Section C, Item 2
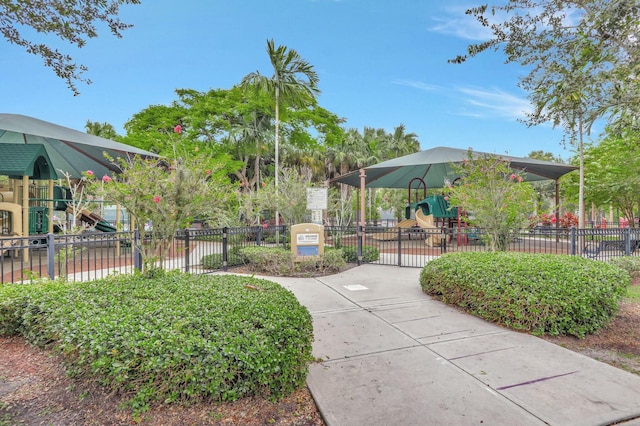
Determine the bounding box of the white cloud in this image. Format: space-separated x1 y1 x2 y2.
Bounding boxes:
392 79 441 91
429 6 492 41
456 86 532 121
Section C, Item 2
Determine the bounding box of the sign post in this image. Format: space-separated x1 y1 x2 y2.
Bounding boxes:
307 188 327 225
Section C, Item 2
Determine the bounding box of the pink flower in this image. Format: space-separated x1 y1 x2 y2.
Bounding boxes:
509 173 517 180
102 175 112 182
444 196 449 201
205 169 211 175
240 182 245 187
517 176 523 182
85 170 94 177
174 124 182 134
153 196 161 203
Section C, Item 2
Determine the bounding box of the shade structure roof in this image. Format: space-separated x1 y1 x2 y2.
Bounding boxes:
0 114 159 179
331 146 577 189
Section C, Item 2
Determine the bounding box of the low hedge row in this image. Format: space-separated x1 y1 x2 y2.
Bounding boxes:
237 246 346 276
201 244 378 273
338 245 380 263
0 273 313 413
420 252 630 337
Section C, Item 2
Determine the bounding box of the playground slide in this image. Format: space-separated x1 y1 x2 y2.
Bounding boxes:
67 207 117 232
371 218 417 241
415 209 441 247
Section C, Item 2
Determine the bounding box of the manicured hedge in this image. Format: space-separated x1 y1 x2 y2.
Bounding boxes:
340 244 380 263
608 256 640 279
0 273 313 413
238 246 346 276
420 252 630 337
200 245 247 269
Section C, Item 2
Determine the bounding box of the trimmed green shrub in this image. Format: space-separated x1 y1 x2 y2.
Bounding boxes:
420 252 630 337
239 246 346 276
320 247 346 273
340 244 380 263
608 256 640 279
200 246 246 269
240 247 296 276
0 273 313 413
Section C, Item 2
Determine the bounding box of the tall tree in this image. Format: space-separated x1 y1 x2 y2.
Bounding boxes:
85 120 120 140
452 0 640 134
241 39 320 225
382 124 420 159
451 0 635 227
583 129 640 225
2 0 140 94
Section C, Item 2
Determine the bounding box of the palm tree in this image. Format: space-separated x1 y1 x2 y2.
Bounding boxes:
241 39 320 225
383 124 420 159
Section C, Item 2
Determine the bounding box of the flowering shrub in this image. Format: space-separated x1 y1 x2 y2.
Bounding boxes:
86 131 235 273
559 211 578 228
447 150 536 251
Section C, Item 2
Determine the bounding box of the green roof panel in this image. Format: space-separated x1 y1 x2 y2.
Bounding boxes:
0 144 58 180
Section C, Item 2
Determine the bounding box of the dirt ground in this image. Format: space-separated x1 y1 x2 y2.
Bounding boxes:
0 274 638 426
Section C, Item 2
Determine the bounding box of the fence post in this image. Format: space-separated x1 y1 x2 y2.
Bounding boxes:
47 233 55 280
624 226 631 255
570 227 577 256
442 228 448 253
357 224 363 266
397 226 402 267
184 229 190 273
134 229 143 271
222 227 228 271
257 225 262 246
281 225 287 249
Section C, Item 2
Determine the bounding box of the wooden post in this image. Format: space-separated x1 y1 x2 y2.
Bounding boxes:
47 179 54 233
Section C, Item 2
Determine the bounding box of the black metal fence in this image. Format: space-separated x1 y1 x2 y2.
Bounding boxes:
2 224 639 284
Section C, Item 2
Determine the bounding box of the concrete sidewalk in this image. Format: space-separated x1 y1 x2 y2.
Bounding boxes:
270 264 640 426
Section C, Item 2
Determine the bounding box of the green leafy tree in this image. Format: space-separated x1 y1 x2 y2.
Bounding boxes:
253 167 314 225
241 39 320 225
2 0 140 94
448 150 536 251
85 120 120 140
452 0 639 125
122 104 189 154
583 129 640 225
452 1 639 227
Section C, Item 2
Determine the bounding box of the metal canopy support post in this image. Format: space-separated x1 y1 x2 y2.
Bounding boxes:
359 169 366 263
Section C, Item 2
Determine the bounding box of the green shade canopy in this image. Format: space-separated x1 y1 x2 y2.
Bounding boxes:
331 146 577 189
0 114 159 179
0 144 58 180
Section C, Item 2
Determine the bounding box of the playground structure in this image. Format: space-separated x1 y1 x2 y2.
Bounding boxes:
373 177 464 247
0 176 127 263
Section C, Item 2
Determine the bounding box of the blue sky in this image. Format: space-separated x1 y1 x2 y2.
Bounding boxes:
1 0 583 160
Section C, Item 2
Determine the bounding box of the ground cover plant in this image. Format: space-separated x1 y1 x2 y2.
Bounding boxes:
0 272 314 416
420 252 630 337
